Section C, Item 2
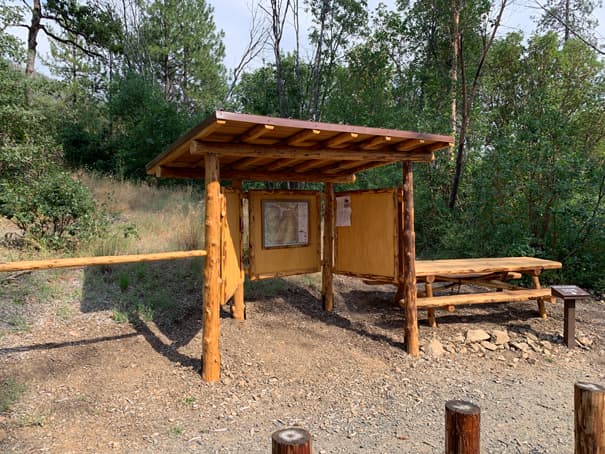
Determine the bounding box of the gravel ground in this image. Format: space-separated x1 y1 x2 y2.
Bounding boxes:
1 272 604 453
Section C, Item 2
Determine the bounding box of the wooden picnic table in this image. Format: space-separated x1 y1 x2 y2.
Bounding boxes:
414 257 562 327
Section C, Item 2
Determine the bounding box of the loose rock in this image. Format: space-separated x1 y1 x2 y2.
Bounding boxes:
481 341 498 352
466 329 490 343
510 342 531 353
492 330 510 345
424 338 445 358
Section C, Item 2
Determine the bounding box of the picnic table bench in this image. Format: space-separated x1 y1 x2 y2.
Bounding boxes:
415 257 563 327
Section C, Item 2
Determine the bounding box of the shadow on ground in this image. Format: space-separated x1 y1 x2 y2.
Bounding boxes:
80 258 207 372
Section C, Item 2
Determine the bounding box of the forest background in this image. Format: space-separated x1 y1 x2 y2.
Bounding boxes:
0 0 604 292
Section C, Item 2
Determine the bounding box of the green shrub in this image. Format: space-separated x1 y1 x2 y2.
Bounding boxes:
0 171 108 250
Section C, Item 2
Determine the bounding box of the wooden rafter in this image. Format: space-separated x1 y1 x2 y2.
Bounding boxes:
266 158 301 172
238 124 275 143
292 160 333 173
323 132 359 148
360 135 392 150
284 129 321 146
397 139 426 152
230 157 269 170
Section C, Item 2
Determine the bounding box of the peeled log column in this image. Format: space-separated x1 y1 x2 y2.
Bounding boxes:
575 382 605 454
272 428 311 454
322 182 335 312
230 179 246 321
445 400 481 454
402 161 419 356
202 153 221 382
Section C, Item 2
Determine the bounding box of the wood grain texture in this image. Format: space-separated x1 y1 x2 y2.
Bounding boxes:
322 182 335 312
271 428 311 454
575 382 605 454
417 288 552 308
248 191 321 279
334 190 398 280
445 400 481 454
416 257 562 277
0 250 207 272
402 162 419 357
202 153 221 382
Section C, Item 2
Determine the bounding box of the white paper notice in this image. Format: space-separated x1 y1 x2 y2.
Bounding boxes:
297 202 309 243
336 196 352 227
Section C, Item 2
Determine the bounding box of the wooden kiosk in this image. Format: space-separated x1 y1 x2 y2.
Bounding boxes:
146 111 452 381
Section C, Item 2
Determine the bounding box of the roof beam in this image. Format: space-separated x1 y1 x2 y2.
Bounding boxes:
238 124 275 143
284 129 321 146
323 132 359 148
221 168 355 184
190 141 438 162
155 165 356 184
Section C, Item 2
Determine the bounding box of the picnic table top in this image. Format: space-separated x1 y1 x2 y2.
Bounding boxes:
416 257 562 278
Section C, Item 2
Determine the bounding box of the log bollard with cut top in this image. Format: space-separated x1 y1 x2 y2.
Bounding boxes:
445 400 480 454
550 285 591 348
574 382 605 454
272 428 312 454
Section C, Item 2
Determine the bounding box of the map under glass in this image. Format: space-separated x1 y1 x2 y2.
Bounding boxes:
262 200 309 248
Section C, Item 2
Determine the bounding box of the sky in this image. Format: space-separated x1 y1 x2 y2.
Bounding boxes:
211 0 605 70
7 0 605 75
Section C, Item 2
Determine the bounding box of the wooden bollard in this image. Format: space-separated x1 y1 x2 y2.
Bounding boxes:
575 382 605 454
272 428 311 454
445 400 480 454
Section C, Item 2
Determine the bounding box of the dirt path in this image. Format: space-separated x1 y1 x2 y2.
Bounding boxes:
1 272 604 453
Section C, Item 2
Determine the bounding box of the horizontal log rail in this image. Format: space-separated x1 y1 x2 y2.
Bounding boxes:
0 250 207 273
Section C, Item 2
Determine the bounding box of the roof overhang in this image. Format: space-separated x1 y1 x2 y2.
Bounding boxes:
145 111 454 183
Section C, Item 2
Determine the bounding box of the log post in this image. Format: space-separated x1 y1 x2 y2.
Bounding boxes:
272 427 312 454
531 270 547 319
426 276 436 328
202 153 221 382
322 182 335 312
402 161 419 356
230 179 246 321
574 382 605 454
445 400 481 454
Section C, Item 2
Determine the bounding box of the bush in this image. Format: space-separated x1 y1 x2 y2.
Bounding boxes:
0 171 107 250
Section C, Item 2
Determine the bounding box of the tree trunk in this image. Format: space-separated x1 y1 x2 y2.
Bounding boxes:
309 0 329 121
449 0 460 159
25 0 42 78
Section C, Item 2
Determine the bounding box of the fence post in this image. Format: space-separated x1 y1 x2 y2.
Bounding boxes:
272 428 311 454
445 400 480 454
575 382 605 454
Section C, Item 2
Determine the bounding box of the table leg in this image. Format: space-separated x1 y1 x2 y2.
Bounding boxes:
531 271 547 319
564 299 576 348
426 278 436 328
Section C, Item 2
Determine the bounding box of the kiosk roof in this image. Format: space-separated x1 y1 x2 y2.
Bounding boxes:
146 111 453 183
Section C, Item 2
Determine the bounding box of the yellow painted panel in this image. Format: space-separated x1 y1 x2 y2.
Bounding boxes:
222 189 242 302
248 190 321 279
334 189 398 280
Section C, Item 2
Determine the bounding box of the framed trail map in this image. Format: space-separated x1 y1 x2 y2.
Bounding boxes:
261 200 310 248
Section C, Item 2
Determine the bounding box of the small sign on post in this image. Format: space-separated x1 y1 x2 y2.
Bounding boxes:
551 285 591 348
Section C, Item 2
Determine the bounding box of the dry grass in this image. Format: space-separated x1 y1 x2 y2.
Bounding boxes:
79 173 205 255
